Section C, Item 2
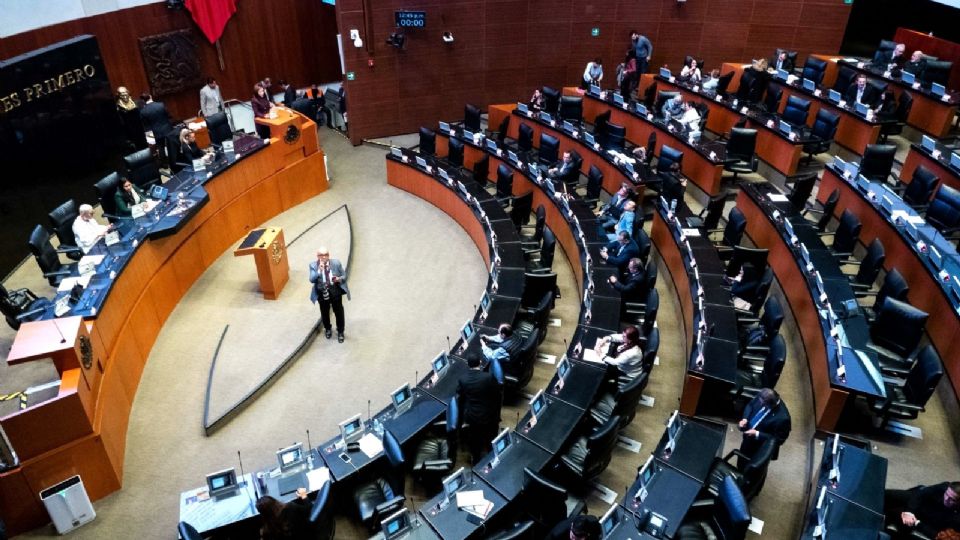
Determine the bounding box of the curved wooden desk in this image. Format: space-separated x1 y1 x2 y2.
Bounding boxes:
0 112 327 535
901 143 960 194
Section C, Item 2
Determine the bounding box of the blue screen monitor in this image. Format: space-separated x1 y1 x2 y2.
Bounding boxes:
613 93 625 105
803 78 816 91
856 174 870 192
563 120 575 133
659 67 672 79
439 121 450 133
950 153 960 170
590 84 602 96
636 103 648 116
490 428 512 467
832 155 846 171
391 147 403 159
441 467 466 504
638 454 656 491
206 468 238 497
432 351 449 378
844 161 860 179
600 504 621 538
880 194 895 214
530 390 546 419
462 129 475 141
276 443 304 471
902 71 915 84
517 102 529 114
557 357 571 381
778 120 792 135
583 131 595 146
540 112 553 124
776 68 790 81
508 150 519 164
391 383 413 413
486 139 497 152
624 161 635 174
339 414 364 444
381 508 412 540
921 135 937 152
932 83 946 97
415 156 427 169
828 89 842 103
855 102 869 116
460 320 474 344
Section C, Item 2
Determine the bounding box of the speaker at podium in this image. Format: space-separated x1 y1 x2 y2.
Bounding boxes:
234 227 290 300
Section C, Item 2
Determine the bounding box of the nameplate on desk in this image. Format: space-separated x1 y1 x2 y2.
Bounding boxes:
104 230 120 246
130 204 146 219
54 296 71 316
222 140 234 152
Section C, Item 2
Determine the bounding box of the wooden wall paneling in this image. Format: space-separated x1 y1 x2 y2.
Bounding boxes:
21 432 120 503
110 330 145 406
0 387 91 460
0 469 47 536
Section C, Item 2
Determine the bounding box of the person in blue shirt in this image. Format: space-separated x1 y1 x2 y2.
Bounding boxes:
479 323 520 365
631 31 653 74
607 200 636 242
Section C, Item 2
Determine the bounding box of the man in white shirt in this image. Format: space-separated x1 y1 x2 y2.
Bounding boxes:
72 204 112 254
678 101 701 130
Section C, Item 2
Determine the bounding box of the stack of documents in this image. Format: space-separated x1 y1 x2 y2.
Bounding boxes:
456 490 494 519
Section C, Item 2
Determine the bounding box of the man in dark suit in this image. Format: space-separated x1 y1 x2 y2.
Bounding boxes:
308 247 350 342
885 482 960 539
457 354 502 463
547 150 577 183
601 231 641 272
280 80 297 107
902 50 927 80
844 74 879 107
598 182 634 230
771 50 794 73
738 388 791 461
608 257 647 304
875 43 906 68
139 93 173 160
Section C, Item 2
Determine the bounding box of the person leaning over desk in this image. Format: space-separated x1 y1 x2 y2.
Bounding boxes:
179 128 213 163
885 481 960 539
256 491 312 540
114 178 151 218
593 325 644 380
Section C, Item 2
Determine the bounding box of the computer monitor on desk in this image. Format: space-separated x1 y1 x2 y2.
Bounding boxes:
540 112 553 124
778 120 792 136
600 504 623 538
932 83 946 97
439 121 450 134
391 384 414 415
950 152 960 171
636 102 648 116
490 428 512 468
664 410 681 455
460 321 475 349
634 455 656 503
776 68 790 81
590 84 602 97
854 102 869 116
206 468 239 499
431 351 450 381
813 485 829 538
381 508 414 540
391 147 403 159
825 433 842 483
440 467 466 509
530 390 546 420
415 156 427 169
486 139 497 153
828 89 842 104
277 443 304 472
659 67 672 79
921 135 937 153
583 131 595 146
613 93 625 106
339 414 364 446
803 78 816 91
517 102 529 115
902 71 916 85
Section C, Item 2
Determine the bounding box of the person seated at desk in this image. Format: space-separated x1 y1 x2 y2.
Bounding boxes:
885 482 960 539
903 50 927 80
601 231 641 272
179 128 213 163
771 50 794 73
875 90 898 122
680 59 702 84
844 74 880 108
252 83 275 139
662 93 684 119
608 200 637 240
547 514 602 540
547 150 577 182
480 323 521 365
702 69 720 92
677 101 701 131
256 493 312 540
659 162 688 209
457 353 502 463
72 204 113 254
737 388 791 462
876 43 907 69
529 88 544 112
114 178 151 218
598 183 634 228
583 57 604 89
594 325 644 379
608 258 646 304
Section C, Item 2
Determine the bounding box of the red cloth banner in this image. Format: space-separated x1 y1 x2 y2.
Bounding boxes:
185 0 239 44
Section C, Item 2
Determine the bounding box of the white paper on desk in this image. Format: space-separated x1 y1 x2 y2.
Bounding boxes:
306 467 330 491
890 209 909 222
456 490 486 508
358 433 383 458
768 194 789 202
58 274 92 292
582 339 605 364
681 228 701 237
906 215 925 225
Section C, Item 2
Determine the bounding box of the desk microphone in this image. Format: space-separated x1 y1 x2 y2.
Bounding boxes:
367 399 371 424
306 429 312 451
446 335 451 351
708 322 716 337
51 317 67 344
238 449 256 503
563 338 568 355
415 370 418 385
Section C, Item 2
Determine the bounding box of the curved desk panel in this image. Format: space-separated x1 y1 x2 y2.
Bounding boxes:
1 115 327 535
901 143 960 194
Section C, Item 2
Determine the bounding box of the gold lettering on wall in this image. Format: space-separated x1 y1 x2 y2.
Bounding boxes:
0 64 96 115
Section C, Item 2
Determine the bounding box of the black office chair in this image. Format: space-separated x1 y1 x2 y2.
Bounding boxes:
869 297 928 376
123 148 161 189
581 165 603 208
527 228 556 273
539 133 560 165
47 199 82 260
623 264 658 314
643 81 658 108
520 204 545 247
27 224 79 286
418 127 436 156
0 284 52 330
635 228 652 267
710 207 747 259
734 267 774 322
679 477 751 540
859 143 897 183
734 70 759 104
657 144 684 176
656 91 680 116
521 272 558 311
177 521 203 540
309 480 336 540
510 191 534 230
734 334 786 400
741 296 784 356
723 128 759 180
843 238 885 294
556 415 621 482
716 71 735 97
925 184 960 240
543 86 561 113
94 172 122 223
464 103 482 132
517 291 553 343
517 123 535 155
627 288 659 335
165 131 189 174
493 164 515 207
922 60 952 87
878 91 913 143
486 521 537 540
559 96 583 124
803 188 840 232
638 327 660 373
412 398 459 486
860 268 910 324
503 328 539 392
819 208 861 258
206 112 232 147
781 95 811 127
352 429 406 529
762 83 783 113
593 110 611 147
491 115 510 144
787 173 818 212
897 165 939 209
832 66 857 94
872 39 898 64
605 122 626 152
643 131 657 167
801 56 828 86
702 437 777 503
588 369 649 428
802 109 840 163
473 153 490 184
869 345 943 428
445 137 464 168
518 467 584 536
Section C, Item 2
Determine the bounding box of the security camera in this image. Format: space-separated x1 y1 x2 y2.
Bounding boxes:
386 33 406 49
442 31 454 43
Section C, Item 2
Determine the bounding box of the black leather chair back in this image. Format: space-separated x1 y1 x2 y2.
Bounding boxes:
507 328 539 389
522 272 557 308
539 133 560 164
805 109 840 157
543 86 560 113
487 520 536 540
605 122 626 151
540 228 556 268
510 191 534 229
309 480 336 539
447 137 464 167
657 144 684 174
875 268 909 311
788 173 817 211
48 199 79 250
520 467 567 531
465 103 482 132
801 57 828 85
903 345 943 407
28 225 65 285
903 165 939 207
833 66 857 93
832 209 862 254
612 369 649 420
206 112 232 146
816 189 840 231
641 289 659 335
496 164 514 199
922 60 952 86
419 127 436 156
760 296 784 339
859 144 897 181
716 71 735 96
740 437 776 501
736 70 759 102
496 115 510 144
926 184 960 232
895 91 913 122
872 39 897 64
701 194 727 230
763 83 782 112
854 238 885 287
586 166 603 200
871 297 928 358
640 328 659 371
727 128 757 161
723 207 747 248
782 95 810 126
124 148 160 189
582 415 621 478
635 229 652 264
646 132 657 165
518 123 534 152
559 96 583 123
95 172 121 222
177 521 203 540
474 153 490 183
714 476 751 540
762 334 787 389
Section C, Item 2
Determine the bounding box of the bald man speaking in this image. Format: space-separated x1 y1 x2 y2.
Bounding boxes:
308 247 349 342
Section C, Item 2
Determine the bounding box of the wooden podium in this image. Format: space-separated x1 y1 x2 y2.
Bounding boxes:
234 227 289 299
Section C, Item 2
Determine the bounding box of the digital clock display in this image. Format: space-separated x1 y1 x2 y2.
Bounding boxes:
395 11 425 28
